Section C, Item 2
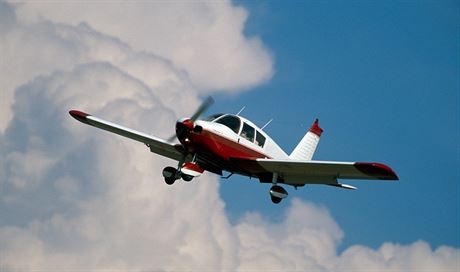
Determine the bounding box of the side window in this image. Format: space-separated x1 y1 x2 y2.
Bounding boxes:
255 131 266 147
240 123 255 142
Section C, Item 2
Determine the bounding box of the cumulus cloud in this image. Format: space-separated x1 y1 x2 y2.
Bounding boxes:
0 6 195 132
0 1 459 271
0 13 236 268
11 0 274 92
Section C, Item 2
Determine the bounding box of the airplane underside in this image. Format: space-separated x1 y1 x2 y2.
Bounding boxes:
159 149 290 204
160 162 289 204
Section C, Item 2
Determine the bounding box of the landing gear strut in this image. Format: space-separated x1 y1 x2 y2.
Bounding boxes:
268 173 288 204
269 173 288 204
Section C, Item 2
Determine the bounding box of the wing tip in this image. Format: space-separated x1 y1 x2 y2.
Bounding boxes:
69 110 90 123
355 162 399 180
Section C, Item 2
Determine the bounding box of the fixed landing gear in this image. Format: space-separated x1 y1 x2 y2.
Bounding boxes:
162 166 179 185
162 155 204 185
162 166 196 185
269 185 288 204
268 173 288 204
181 174 194 182
271 195 282 204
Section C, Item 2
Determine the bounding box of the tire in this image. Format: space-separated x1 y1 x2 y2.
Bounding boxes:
271 196 282 204
164 177 176 185
182 174 194 182
162 166 177 178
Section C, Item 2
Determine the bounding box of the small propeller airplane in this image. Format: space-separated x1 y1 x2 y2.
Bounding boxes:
69 97 398 204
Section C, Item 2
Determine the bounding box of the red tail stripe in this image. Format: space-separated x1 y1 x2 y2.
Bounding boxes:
309 119 324 137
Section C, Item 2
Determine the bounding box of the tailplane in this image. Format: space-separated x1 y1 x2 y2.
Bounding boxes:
289 119 323 161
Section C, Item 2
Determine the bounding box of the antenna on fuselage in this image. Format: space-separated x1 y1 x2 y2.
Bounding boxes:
236 106 246 116
261 118 273 130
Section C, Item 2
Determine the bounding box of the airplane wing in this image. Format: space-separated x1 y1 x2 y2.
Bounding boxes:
230 158 398 187
69 110 184 161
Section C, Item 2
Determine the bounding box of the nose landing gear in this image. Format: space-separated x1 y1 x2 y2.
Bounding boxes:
162 160 203 185
181 174 194 182
162 166 180 185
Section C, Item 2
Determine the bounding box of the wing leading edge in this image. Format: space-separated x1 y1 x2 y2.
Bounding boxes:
69 110 183 161
230 158 398 186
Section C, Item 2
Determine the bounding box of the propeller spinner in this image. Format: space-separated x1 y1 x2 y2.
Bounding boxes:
168 96 214 143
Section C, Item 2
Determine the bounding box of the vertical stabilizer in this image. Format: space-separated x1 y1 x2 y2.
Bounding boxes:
289 119 323 161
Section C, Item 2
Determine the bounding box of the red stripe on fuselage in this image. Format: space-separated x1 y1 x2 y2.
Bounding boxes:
188 129 270 163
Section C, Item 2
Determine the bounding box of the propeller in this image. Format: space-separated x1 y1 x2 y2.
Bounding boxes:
167 96 214 142
190 96 214 123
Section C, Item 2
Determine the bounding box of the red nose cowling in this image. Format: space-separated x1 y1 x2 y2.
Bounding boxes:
175 119 194 142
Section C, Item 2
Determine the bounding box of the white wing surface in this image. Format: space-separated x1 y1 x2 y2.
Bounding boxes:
69 110 183 161
230 158 398 186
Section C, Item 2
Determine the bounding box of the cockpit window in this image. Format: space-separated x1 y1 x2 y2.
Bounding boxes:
206 113 224 121
215 115 241 134
240 122 255 142
255 131 266 147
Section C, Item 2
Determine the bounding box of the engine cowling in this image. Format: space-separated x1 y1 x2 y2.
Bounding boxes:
175 118 194 142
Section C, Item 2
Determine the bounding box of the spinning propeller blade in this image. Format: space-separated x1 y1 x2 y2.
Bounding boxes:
190 96 214 122
167 96 214 142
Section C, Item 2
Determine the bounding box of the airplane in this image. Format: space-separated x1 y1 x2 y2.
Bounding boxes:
69 97 398 204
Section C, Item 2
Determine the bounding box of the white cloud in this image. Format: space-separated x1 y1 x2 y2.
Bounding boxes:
0 1 458 271
11 0 274 93
0 16 190 132
5 149 56 189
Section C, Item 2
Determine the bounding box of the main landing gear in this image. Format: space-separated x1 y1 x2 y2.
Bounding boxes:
269 185 288 204
269 172 289 204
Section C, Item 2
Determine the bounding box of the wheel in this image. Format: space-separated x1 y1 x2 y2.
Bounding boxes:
269 185 288 204
271 195 282 204
163 166 178 185
164 177 176 185
181 174 194 182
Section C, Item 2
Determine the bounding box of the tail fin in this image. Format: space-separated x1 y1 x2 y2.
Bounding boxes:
289 119 323 161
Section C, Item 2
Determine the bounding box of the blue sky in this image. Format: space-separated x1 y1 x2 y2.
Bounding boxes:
1 0 458 270
217 0 459 249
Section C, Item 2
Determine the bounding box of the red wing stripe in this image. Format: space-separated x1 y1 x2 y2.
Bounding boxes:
354 162 399 180
69 110 90 123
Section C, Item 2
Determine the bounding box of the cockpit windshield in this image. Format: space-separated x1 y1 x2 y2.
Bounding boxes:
214 115 241 134
206 113 224 121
